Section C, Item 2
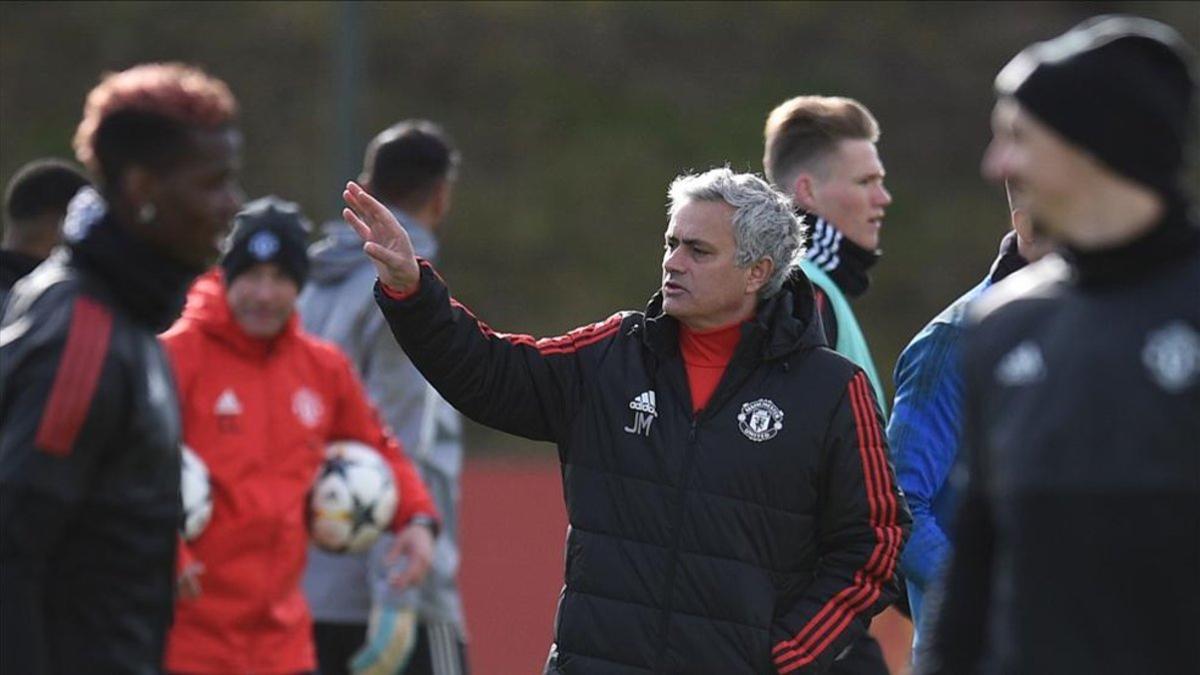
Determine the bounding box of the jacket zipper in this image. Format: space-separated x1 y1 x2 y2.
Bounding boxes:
651 356 763 670
654 417 699 671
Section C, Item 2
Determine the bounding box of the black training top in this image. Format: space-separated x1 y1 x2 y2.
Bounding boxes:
0 199 196 675
919 206 1200 675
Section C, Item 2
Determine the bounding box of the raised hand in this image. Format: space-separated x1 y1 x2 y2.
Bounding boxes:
343 181 421 292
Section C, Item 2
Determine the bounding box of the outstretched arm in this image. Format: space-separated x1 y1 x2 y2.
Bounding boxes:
344 182 624 444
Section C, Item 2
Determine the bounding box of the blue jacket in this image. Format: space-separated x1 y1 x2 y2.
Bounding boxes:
887 233 1025 640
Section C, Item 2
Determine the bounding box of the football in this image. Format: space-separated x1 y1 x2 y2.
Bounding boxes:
309 440 399 553
180 444 213 541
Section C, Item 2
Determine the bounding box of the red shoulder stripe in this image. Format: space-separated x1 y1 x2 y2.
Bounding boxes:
449 296 622 357
772 372 903 672
534 315 623 355
34 297 114 456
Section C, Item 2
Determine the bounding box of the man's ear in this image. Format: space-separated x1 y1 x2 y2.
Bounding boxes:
429 179 452 226
746 257 775 296
1011 207 1034 244
792 173 819 212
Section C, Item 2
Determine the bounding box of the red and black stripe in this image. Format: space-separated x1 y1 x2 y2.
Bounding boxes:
771 371 903 673
382 258 623 357
34 296 114 456
449 296 623 357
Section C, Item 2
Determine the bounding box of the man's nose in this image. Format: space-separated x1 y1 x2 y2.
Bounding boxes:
982 138 1010 183
876 183 893 207
663 248 685 274
250 282 277 302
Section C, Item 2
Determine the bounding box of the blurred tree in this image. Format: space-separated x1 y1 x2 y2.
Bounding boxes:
3 1 1195 453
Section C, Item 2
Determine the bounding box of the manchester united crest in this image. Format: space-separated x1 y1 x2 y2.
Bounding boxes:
1142 321 1200 393
737 398 784 442
292 387 324 428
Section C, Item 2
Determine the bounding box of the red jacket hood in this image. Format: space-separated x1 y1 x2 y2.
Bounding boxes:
175 268 299 360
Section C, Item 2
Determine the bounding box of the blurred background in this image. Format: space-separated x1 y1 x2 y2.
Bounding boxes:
3 2 1196 672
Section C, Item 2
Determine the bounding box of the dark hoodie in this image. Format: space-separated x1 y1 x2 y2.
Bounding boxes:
375 260 910 674
0 249 45 308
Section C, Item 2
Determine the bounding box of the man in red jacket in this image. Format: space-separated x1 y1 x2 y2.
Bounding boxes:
161 196 438 675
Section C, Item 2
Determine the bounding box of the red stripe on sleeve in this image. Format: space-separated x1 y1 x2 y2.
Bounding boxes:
533 315 623 355
448 296 622 357
775 375 899 667
34 297 114 456
771 372 903 672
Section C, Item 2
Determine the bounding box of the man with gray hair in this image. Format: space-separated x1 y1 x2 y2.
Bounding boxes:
344 167 909 674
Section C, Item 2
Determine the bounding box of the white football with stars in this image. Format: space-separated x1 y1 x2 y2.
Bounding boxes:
309 440 398 553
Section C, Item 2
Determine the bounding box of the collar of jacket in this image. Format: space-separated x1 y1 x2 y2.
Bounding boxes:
640 266 825 364
798 210 880 299
65 188 200 331
178 268 299 359
1063 196 1199 289
0 249 43 285
987 230 1029 286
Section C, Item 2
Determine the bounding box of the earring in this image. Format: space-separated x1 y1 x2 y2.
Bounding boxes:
138 203 157 224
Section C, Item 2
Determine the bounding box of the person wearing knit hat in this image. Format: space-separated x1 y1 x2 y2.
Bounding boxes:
917 16 1199 675
986 14 1195 249
217 195 312 337
160 194 440 674
222 195 311 289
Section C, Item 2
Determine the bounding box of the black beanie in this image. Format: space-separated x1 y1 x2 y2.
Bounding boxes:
996 15 1196 198
221 196 311 288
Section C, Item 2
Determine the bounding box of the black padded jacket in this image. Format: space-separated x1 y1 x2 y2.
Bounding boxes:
0 204 196 675
377 261 909 674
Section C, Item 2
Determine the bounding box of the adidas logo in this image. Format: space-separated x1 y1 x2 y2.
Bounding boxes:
629 390 657 417
995 341 1045 386
214 388 243 416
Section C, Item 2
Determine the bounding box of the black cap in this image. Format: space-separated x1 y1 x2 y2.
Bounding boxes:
996 15 1196 198
221 196 311 288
